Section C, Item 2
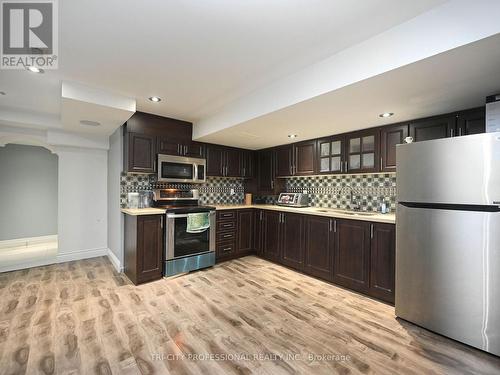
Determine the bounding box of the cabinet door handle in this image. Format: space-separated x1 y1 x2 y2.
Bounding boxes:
334 219 337 233
344 161 348 172
380 157 383 169
223 234 232 238
160 215 163 228
450 128 455 137
329 219 332 232
459 128 463 136
370 224 374 239
184 145 188 155
271 180 274 189
260 211 263 221
222 247 232 252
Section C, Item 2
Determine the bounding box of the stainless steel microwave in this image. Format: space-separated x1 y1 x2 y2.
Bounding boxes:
157 154 206 183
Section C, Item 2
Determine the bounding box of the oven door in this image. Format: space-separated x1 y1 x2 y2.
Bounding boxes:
166 211 215 260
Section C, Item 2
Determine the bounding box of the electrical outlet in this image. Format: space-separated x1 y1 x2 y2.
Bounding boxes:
230 188 235 195
303 190 308 194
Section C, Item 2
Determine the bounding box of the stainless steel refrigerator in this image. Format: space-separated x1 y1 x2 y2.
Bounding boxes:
396 132 500 356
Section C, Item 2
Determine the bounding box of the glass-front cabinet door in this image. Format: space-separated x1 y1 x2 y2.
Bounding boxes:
346 130 379 173
317 136 345 174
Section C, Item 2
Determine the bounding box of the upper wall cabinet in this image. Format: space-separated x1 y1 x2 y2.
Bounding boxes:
456 107 485 136
206 144 253 177
275 140 317 177
317 135 345 174
157 137 205 158
409 115 455 142
380 123 409 172
123 111 193 173
345 129 380 173
124 132 156 173
257 149 276 192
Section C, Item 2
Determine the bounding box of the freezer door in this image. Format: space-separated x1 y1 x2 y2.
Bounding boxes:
396 204 500 356
396 132 500 205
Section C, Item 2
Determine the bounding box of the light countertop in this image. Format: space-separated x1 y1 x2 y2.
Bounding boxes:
214 204 396 224
121 205 395 223
121 207 166 216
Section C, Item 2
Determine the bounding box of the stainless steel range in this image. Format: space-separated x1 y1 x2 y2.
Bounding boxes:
153 188 215 277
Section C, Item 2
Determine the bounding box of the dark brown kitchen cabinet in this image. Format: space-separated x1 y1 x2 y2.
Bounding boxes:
157 136 181 156
237 209 254 253
240 151 255 178
157 138 203 158
206 145 225 176
280 213 305 271
125 132 156 173
275 141 316 177
183 142 205 158
257 149 276 193
294 140 317 175
409 115 455 142
275 145 294 177
346 129 380 173
206 145 242 177
456 107 485 136
369 223 395 303
333 219 371 293
261 210 282 262
317 135 345 174
380 123 409 172
216 210 237 260
225 148 241 177
124 214 163 285
304 215 334 281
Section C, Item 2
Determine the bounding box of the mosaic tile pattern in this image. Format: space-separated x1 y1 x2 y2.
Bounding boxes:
121 172 397 212
285 173 397 212
120 173 245 207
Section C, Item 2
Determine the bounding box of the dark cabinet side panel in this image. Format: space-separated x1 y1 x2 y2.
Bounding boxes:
369 223 395 303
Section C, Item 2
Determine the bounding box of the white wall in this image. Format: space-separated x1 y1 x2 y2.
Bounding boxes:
56 146 108 262
107 127 124 270
0 144 58 240
0 125 110 266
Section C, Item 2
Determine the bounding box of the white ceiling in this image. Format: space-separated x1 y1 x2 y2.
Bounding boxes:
198 33 500 149
0 0 445 131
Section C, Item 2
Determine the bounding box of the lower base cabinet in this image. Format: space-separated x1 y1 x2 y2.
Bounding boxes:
280 213 305 271
216 209 255 261
304 216 334 281
369 222 396 303
124 214 163 285
333 219 371 293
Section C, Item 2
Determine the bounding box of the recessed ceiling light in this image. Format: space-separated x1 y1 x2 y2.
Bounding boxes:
379 112 394 118
288 134 298 139
148 96 162 102
27 66 44 74
0 91 6 96
80 120 101 127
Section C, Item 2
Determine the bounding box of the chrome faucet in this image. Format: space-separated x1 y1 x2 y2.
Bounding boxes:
344 185 360 211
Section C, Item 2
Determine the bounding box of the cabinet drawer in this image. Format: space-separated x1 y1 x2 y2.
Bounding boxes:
217 240 236 256
217 210 236 221
217 220 236 232
217 231 236 242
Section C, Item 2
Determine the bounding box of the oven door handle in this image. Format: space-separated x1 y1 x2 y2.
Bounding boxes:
167 211 216 219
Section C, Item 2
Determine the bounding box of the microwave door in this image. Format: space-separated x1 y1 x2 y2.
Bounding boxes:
160 160 194 182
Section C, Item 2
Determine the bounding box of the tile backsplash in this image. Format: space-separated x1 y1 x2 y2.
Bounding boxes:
121 172 397 212
284 173 397 212
120 173 244 207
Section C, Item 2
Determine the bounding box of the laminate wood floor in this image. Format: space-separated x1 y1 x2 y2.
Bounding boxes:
0 256 499 375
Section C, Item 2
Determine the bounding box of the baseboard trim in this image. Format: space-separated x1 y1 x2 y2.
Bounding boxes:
0 234 58 250
106 248 122 272
56 247 108 263
0 246 108 273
